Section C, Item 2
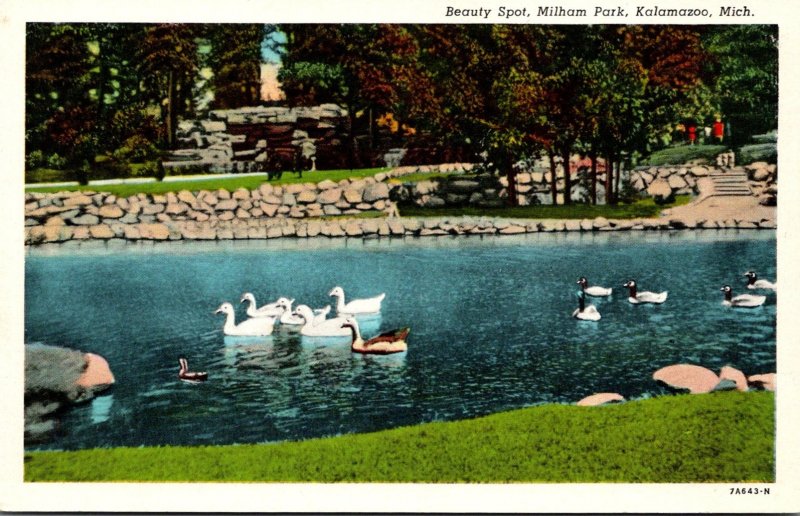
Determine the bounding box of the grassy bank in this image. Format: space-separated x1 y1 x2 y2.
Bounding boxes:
25 390 773 483
399 195 692 220
25 168 388 197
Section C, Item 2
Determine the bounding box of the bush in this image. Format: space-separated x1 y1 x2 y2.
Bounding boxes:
112 135 160 163
26 150 46 170
641 144 728 166
46 153 68 170
737 143 777 165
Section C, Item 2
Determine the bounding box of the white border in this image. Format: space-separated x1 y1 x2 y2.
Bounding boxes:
2 0 798 512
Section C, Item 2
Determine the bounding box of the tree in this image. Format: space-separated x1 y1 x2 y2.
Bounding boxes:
702 25 778 142
208 24 265 109
137 24 199 149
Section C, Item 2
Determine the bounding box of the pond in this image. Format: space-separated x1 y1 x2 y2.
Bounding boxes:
25 230 776 451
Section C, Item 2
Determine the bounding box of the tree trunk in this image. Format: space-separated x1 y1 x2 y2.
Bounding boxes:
605 154 614 205
562 147 571 205
590 151 598 205
615 159 622 201
167 68 176 149
504 155 518 207
548 150 558 205
347 108 357 171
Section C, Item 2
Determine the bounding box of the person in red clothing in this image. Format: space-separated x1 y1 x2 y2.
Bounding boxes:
688 124 697 145
713 117 724 142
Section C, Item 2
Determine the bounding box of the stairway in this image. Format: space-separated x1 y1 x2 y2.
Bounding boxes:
708 170 752 197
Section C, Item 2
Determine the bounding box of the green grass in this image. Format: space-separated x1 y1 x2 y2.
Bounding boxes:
641 144 728 166
25 391 773 483
25 167 389 197
399 195 692 220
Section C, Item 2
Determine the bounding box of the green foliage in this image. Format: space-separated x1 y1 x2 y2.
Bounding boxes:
400 195 692 219
640 144 727 166
737 143 777 165
24 391 774 483
207 24 265 109
112 135 160 163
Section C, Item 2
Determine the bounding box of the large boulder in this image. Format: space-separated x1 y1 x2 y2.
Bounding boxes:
653 364 720 394
577 393 625 407
25 344 115 443
748 373 776 391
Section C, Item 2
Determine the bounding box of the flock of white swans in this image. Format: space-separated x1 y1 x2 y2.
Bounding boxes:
179 271 775 381
572 270 776 321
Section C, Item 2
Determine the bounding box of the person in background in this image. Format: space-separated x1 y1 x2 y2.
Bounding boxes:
688 124 697 145
713 117 725 143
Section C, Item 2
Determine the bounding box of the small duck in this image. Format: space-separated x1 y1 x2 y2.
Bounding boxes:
341 317 409 355
623 280 668 304
577 277 612 297
215 302 276 336
329 286 385 315
240 293 288 318
744 271 777 292
721 285 766 308
572 292 601 321
178 358 208 383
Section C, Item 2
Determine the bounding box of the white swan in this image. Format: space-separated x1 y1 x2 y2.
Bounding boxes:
240 293 289 318
721 285 766 308
572 293 601 321
577 277 612 297
293 304 352 337
329 286 385 315
623 280 668 304
744 271 777 292
276 298 331 326
215 302 275 336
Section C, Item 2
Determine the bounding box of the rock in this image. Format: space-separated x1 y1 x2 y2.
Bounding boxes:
447 180 481 194
577 393 625 407
317 179 337 190
297 190 317 204
344 221 363 236
165 202 188 215
388 219 406 235
363 182 390 202
499 225 526 235
748 373 776 391
76 353 115 390
215 199 238 211
142 203 165 215
713 379 739 392
70 214 100 226
98 205 124 219
88 224 114 239
138 223 171 240
667 174 687 189
343 188 363 204
653 364 720 394
592 216 610 229
63 194 94 207
318 188 342 204
647 179 672 198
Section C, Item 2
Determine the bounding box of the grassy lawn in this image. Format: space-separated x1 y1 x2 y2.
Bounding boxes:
25 168 389 197
399 195 693 220
25 390 773 483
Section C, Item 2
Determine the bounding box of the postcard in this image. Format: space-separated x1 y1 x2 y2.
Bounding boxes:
2 0 799 512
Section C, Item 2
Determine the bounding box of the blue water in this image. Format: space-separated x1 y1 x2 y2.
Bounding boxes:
25 230 776 451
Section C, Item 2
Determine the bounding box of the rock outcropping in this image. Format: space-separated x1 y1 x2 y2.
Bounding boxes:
25 344 115 443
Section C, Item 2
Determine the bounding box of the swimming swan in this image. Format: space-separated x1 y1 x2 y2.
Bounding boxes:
329 286 385 315
277 298 330 326
721 285 766 308
215 302 275 336
744 271 777 292
623 280 668 304
577 277 612 297
341 317 409 354
293 304 351 337
240 293 289 318
572 292 601 321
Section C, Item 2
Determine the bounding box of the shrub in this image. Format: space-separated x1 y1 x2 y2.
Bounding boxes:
737 143 777 165
112 135 160 163
26 150 46 170
46 153 68 170
641 144 728 166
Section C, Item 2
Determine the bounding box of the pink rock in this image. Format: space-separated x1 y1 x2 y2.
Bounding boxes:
653 364 719 394
719 366 749 392
577 393 625 407
75 353 115 389
748 373 776 392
